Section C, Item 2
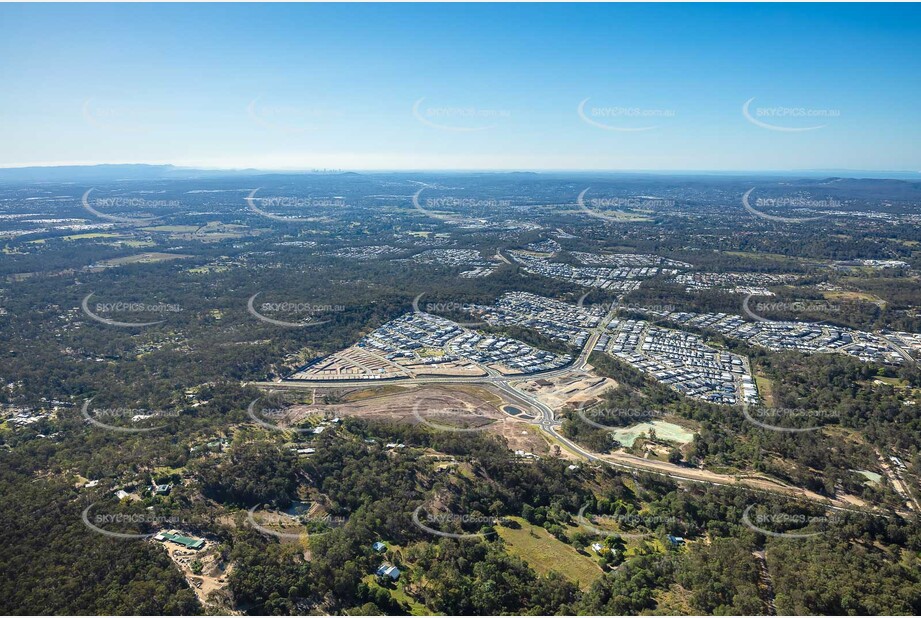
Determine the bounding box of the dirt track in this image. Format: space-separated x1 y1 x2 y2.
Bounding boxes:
599 450 866 510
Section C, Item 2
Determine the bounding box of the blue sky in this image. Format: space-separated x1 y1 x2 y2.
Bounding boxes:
1 3 919 171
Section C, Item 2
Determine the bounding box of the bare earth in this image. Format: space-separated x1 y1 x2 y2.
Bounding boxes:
514 364 617 410
284 384 551 455
156 536 235 612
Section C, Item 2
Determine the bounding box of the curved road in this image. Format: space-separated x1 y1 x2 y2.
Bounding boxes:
249 302 893 516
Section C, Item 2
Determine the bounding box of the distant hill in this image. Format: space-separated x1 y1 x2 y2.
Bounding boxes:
0 163 917 186
0 164 269 183
793 177 921 199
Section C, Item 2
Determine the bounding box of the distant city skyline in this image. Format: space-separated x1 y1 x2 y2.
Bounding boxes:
2 3 920 171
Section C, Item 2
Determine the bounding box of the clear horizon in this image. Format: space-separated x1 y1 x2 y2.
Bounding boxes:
2 3 920 171
2 163 919 178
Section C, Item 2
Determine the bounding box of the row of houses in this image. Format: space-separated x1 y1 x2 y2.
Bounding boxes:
606 319 755 405
645 309 908 366
471 291 602 347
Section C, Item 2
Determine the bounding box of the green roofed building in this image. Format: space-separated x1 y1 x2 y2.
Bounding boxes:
154 531 205 550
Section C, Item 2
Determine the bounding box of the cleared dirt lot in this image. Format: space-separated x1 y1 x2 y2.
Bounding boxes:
514 364 617 410
281 384 550 455
290 346 488 381
156 536 234 612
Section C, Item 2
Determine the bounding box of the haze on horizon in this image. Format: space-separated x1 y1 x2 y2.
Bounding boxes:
1 3 919 172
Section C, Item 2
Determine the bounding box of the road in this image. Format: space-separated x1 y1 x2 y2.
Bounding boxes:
249 301 897 516
874 447 920 513
496 369 867 512
752 550 778 616
262 294 618 390
880 334 918 365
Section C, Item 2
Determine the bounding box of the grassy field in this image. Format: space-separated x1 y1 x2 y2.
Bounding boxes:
96 252 192 266
362 575 429 615
853 469 883 485
724 250 818 263
141 225 200 233
755 374 776 407
653 584 694 614
62 232 121 240
496 517 602 589
418 347 446 358
188 265 230 274
28 233 121 243
872 376 910 388
822 289 885 304
568 513 666 556
341 385 410 402
445 384 506 407
142 222 251 240
611 421 694 447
